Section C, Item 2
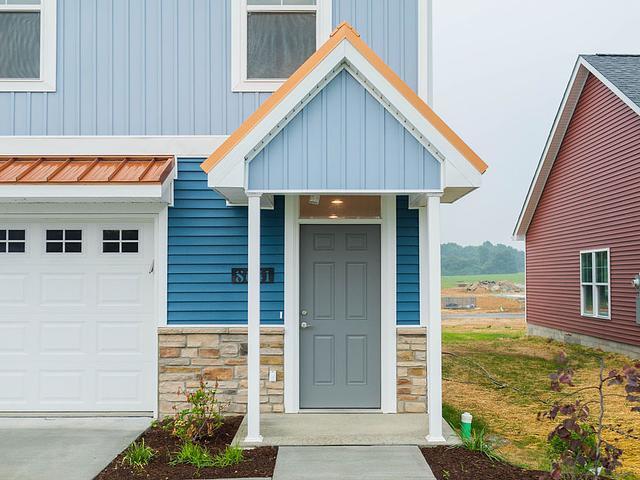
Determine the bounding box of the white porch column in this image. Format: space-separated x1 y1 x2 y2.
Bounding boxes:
246 193 263 443
420 195 445 443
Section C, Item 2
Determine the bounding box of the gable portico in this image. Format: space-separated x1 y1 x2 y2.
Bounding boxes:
201 23 487 445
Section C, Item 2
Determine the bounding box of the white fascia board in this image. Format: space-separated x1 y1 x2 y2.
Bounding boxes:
0 136 228 157
0 184 167 202
513 60 589 240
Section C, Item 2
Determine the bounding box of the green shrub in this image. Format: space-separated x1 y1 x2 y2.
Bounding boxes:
212 445 244 468
170 442 214 468
172 378 224 442
122 439 155 470
462 428 503 462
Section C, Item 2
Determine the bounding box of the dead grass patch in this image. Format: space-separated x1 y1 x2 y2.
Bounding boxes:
443 320 640 478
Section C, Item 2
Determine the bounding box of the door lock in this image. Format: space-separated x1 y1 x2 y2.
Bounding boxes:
300 321 312 329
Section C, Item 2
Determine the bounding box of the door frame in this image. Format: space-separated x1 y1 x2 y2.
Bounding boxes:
283 195 397 413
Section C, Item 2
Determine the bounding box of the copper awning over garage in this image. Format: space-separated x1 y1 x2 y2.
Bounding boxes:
0 156 174 184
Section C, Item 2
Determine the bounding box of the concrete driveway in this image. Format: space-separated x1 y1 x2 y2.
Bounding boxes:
0 417 151 480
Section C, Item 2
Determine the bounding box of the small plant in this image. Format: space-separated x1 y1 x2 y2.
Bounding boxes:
539 355 640 479
122 439 155 470
462 428 503 462
212 445 244 468
172 378 225 442
171 442 215 468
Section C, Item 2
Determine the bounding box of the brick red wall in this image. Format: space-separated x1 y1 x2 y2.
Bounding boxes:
526 74 640 347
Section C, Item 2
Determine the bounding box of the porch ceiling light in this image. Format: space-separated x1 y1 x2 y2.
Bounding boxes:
328 214 339 219
330 199 344 205
308 195 320 205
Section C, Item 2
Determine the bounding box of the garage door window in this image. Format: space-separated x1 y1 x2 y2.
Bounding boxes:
0 229 26 253
102 229 139 253
46 229 82 253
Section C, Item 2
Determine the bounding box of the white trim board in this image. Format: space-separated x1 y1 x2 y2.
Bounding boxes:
513 56 640 240
0 136 228 157
283 195 397 413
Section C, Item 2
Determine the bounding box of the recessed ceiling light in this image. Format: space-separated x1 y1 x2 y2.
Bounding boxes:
330 199 343 205
329 214 339 219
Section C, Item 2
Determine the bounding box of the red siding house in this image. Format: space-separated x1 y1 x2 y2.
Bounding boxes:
515 55 640 358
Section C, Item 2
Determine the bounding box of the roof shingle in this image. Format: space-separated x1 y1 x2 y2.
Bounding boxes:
581 54 640 109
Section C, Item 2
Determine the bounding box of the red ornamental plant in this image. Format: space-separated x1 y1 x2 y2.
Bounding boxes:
539 353 640 480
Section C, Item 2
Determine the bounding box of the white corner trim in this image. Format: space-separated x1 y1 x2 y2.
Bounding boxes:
231 0 333 93
156 205 169 327
418 0 433 105
283 195 398 413
0 0 57 92
0 136 228 157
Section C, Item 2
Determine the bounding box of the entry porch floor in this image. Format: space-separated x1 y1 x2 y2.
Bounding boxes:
234 413 461 447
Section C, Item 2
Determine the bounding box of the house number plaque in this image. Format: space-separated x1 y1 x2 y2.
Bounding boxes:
231 267 275 284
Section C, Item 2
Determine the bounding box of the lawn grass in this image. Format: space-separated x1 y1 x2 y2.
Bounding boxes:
442 320 640 478
442 272 525 289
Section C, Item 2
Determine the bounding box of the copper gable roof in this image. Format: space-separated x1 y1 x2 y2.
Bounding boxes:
0 156 174 184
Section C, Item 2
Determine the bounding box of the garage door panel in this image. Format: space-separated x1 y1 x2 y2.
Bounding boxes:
0 274 28 305
0 220 156 413
40 274 87 306
40 323 85 354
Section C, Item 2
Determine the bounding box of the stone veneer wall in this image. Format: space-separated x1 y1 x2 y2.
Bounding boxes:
396 327 427 413
158 327 284 417
158 326 427 416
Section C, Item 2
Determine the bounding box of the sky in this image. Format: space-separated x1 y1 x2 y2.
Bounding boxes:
433 0 640 249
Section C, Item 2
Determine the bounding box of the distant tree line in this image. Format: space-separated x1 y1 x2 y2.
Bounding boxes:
441 241 524 276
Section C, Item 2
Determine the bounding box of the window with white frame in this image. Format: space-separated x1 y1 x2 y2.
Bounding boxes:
0 229 26 253
0 0 56 92
232 0 331 92
580 249 610 319
102 229 140 254
46 229 82 253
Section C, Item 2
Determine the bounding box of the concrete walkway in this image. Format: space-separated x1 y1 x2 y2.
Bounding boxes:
0 417 151 480
235 413 460 447
273 446 436 480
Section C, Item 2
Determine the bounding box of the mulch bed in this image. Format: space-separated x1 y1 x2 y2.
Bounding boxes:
95 416 277 480
421 446 544 480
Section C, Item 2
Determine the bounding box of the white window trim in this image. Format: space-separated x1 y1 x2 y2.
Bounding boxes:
100 227 142 255
231 0 332 93
44 227 84 255
0 226 28 254
580 248 611 320
0 0 56 92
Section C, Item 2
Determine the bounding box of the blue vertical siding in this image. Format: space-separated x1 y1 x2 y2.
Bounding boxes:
397 196 420 325
248 70 441 192
168 159 284 325
0 0 419 135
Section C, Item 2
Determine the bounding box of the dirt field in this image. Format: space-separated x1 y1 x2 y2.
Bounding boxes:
442 317 640 478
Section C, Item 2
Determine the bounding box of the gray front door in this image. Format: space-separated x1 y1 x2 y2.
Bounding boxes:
299 224 381 409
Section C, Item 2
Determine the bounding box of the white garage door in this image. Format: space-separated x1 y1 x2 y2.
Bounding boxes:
0 218 156 413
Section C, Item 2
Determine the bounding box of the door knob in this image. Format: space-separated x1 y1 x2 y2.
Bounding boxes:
300 321 312 329
301 310 308 316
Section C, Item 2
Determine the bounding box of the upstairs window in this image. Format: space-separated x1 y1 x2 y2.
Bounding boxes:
0 0 56 92
580 249 610 319
232 0 331 92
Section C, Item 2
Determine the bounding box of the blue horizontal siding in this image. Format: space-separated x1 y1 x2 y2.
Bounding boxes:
397 196 420 325
0 0 419 136
248 70 441 192
168 158 284 325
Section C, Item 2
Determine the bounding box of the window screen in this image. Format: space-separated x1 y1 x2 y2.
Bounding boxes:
0 11 40 79
247 12 316 79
